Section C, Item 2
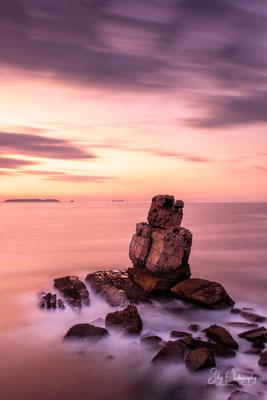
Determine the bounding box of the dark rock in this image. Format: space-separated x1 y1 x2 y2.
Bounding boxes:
171 278 235 309
105 305 143 335
227 322 258 329
189 324 201 332
204 324 239 349
259 351 267 367
179 336 236 357
86 269 149 307
64 323 109 342
185 347 215 372
240 311 265 323
147 195 184 228
228 390 257 400
243 348 262 355
231 308 241 314
252 338 265 349
140 335 163 349
54 276 89 308
238 326 267 342
38 292 65 309
151 340 186 364
170 330 192 339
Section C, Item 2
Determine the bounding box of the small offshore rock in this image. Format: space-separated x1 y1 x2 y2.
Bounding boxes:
141 335 163 350
189 324 201 332
54 276 89 308
38 292 65 310
185 347 215 372
64 323 109 342
171 278 235 309
238 326 267 342
240 311 265 323
151 340 186 364
170 330 192 339
227 322 258 329
105 305 143 335
204 324 239 349
228 390 257 400
259 351 267 367
231 308 241 314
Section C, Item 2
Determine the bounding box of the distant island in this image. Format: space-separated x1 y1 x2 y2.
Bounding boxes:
112 200 126 202
5 199 60 203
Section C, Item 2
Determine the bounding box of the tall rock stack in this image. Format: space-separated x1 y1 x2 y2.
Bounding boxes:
128 195 192 295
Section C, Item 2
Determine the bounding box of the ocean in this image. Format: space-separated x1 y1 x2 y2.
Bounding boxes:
0 202 266 400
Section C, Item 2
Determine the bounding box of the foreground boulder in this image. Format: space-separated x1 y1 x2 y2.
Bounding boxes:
171 278 235 309
54 276 89 308
64 323 109 342
185 347 215 372
204 324 239 349
86 269 148 307
129 195 192 295
152 340 186 364
105 305 143 335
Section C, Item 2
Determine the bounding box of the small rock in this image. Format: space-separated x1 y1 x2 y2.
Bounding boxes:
54 276 89 308
58 299 65 309
170 330 192 339
64 323 109 342
204 324 239 349
240 311 265 323
243 348 262 355
185 347 215 372
252 339 265 349
38 292 65 310
189 324 201 332
231 308 241 314
259 351 267 367
239 326 267 342
141 336 163 349
228 390 257 400
171 278 235 309
151 340 186 364
105 305 143 335
227 322 258 329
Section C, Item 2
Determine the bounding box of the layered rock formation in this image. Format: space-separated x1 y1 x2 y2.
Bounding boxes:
129 195 192 294
54 276 89 308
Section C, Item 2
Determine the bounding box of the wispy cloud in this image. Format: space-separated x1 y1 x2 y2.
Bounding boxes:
16 170 115 183
0 157 39 168
0 132 96 160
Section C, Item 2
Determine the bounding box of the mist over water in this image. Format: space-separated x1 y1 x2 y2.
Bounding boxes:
0 202 266 400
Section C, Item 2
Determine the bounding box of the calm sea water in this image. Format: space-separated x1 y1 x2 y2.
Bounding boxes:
0 202 266 400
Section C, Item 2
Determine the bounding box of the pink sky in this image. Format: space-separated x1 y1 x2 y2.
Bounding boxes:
0 1 266 202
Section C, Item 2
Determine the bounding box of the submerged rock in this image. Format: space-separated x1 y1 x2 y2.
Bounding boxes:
259 351 267 367
170 330 192 339
152 340 186 364
185 347 215 372
240 311 265 323
54 276 89 308
38 292 65 309
204 324 239 349
140 335 163 350
171 278 235 309
227 322 258 329
129 195 192 295
105 305 143 335
64 323 109 342
86 269 149 307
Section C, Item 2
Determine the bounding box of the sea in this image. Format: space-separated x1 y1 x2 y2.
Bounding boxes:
0 202 266 400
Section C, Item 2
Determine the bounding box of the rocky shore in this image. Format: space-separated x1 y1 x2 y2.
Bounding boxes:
38 195 266 399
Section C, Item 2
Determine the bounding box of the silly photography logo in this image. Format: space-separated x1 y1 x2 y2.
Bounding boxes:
207 367 257 387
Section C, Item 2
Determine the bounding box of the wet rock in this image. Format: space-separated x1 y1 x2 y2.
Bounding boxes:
259 351 267 367
170 330 192 339
238 326 267 342
64 323 109 342
252 339 265 349
140 335 163 350
243 348 262 355
189 324 201 332
231 308 241 314
180 336 236 357
105 305 143 335
38 292 65 309
227 322 258 329
204 324 239 349
86 269 149 307
228 390 257 400
185 347 215 372
240 311 265 323
129 195 192 295
54 276 89 308
171 278 235 309
151 340 186 364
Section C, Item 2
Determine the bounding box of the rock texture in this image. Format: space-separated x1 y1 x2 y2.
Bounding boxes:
54 276 89 308
185 347 215 372
105 305 143 335
171 278 235 309
129 195 192 294
38 292 65 309
204 324 239 349
239 326 267 342
152 340 186 364
86 269 148 307
64 323 109 342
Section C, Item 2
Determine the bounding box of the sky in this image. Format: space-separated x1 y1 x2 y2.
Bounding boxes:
0 0 266 202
